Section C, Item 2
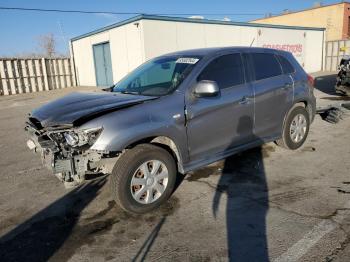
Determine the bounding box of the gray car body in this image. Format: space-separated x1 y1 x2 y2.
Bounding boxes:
29 47 316 175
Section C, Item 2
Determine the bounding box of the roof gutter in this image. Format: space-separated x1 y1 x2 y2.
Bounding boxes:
70 14 325 42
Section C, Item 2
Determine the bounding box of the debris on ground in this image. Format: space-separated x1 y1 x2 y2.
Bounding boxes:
335 57 350 96
335 182 350 194
317 103 350 124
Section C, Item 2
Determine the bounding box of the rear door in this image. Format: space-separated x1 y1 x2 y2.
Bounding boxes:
247 52 294 138
93 42 113 86
186 53 254 162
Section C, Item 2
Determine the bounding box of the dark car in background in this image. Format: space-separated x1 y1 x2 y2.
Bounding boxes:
25 47 316 213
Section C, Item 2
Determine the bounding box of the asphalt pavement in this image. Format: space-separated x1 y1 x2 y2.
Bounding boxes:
0 74 349 261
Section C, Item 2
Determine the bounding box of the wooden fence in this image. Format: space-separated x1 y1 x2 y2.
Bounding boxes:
324 40 350 72
0 58 76 96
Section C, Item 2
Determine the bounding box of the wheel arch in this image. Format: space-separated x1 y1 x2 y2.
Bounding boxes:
293 99 314 122
125 136 185 174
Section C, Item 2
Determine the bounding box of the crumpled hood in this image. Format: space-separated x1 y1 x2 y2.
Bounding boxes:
30 91 156 128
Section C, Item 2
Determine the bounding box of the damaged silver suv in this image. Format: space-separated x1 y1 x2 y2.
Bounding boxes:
25 47 316 213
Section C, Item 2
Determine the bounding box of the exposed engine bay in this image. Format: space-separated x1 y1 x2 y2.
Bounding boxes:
23 91 157 187
336 56 350 96
25 118 118 187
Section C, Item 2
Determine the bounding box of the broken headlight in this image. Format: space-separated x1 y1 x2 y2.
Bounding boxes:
63 127 103 147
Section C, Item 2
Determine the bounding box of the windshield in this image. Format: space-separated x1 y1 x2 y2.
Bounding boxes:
113 56 201 96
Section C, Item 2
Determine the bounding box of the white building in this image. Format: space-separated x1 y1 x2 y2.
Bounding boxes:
70 15 325 86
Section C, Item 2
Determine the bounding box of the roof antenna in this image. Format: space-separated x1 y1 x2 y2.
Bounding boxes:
250 37 255 47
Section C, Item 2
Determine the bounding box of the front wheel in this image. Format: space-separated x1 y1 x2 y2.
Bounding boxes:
110 144 177 214
276 105 310 150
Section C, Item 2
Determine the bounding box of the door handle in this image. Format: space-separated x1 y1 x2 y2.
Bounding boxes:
239 96 252 105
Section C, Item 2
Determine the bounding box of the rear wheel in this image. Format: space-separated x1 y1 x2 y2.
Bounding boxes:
276 106 310 150
110 144 177 214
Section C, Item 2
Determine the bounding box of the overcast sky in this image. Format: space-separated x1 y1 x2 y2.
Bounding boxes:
0 0 340 56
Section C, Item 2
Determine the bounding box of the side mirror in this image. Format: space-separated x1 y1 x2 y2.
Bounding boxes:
193 80 220 98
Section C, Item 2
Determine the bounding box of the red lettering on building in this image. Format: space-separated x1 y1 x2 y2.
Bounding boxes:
262 44 303 56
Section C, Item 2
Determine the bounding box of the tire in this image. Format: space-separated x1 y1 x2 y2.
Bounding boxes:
276 105 310 150
325 108 343 124
110 144 177 214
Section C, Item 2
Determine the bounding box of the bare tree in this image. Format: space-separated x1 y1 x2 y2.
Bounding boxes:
2 33 68 58
37 33 57 57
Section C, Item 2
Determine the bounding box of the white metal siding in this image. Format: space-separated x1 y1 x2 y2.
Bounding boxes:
71 23 144 86
304 31 324 73
71 18 325 86
142 20 259 59
142 20 324 73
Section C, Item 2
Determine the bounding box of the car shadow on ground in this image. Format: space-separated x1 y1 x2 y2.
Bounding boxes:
0 173 180 261
213 146 269 261
314 74 338 95
0 177 107 262
188 116 270 261
213 116 269 261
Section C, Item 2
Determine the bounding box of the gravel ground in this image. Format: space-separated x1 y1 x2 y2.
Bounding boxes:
0 73 349 262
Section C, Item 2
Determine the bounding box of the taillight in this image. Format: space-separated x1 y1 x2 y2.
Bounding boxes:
307 74 314 87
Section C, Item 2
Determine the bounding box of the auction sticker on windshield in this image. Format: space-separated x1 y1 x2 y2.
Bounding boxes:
176 58 199 64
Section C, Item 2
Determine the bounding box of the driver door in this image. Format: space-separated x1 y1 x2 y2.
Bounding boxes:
185 53 254 162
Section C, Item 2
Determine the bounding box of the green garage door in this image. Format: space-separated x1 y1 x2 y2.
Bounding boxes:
93 42 113 86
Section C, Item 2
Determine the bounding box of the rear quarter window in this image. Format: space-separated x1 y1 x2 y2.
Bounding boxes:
250 53 282 81
277 55 295 74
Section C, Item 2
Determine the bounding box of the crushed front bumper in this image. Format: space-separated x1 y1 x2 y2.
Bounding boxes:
25 123 106 185
25 135 90 178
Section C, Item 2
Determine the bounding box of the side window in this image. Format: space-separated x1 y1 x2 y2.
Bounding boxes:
277 55 295 74
198 54 244 89
250 53 282 81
